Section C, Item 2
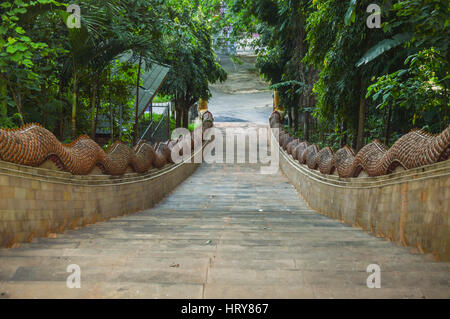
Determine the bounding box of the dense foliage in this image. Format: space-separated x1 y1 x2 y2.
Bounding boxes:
222 0 449 149
1 0 448 149
160 0 227 129
0 0 226 144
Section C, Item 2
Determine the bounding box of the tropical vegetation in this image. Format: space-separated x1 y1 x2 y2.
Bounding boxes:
0 0 226 145
222 0 449 150
1 0 448 150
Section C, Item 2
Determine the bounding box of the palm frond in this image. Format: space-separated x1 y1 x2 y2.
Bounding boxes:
356 33 413 67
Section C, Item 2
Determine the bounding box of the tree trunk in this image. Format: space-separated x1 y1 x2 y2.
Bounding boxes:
175 107 182 128
182 106 189 129
352 132 358 150
304 111 310 141
443 88 448 131
320 126 325 144
287 107 293 130
57 79 64 139
0 77 7 119
133 55 142 146
293 105 299 133
40 83 48 127
384 105 392 145
109 70 114 141
341 121 348 147
356 84 366 152
94 84 101 142
72 72 78 138
96 78 101 134
9 86 25 126
174 97 183 128
2 74 24 126
90 75 98 138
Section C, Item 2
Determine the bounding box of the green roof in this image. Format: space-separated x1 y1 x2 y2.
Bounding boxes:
135 62 170 117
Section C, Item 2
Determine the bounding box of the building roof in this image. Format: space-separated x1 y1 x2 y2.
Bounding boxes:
135 62 170 117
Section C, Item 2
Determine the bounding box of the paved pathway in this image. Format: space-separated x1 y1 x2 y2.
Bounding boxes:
0 124 449 298
208 54 273 124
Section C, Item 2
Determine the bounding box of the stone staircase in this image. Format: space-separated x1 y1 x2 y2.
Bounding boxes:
0 124 448 299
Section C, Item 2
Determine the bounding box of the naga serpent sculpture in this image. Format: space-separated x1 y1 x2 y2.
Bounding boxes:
269 111 450 178
0 115 214 176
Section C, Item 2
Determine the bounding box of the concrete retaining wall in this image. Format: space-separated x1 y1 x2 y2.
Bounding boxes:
272 131 450 261
0 150 201 248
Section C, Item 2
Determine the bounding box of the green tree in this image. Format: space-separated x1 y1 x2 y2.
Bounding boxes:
160 2 227 128
364 0 449 138
0 0 65 127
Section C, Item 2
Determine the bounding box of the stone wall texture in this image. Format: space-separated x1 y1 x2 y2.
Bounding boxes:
273 131 450 261
0 152 200 248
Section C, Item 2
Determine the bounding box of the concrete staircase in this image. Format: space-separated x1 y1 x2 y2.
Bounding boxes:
0 124 448 298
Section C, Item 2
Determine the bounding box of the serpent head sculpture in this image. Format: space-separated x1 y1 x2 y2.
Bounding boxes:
0 111 215 175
